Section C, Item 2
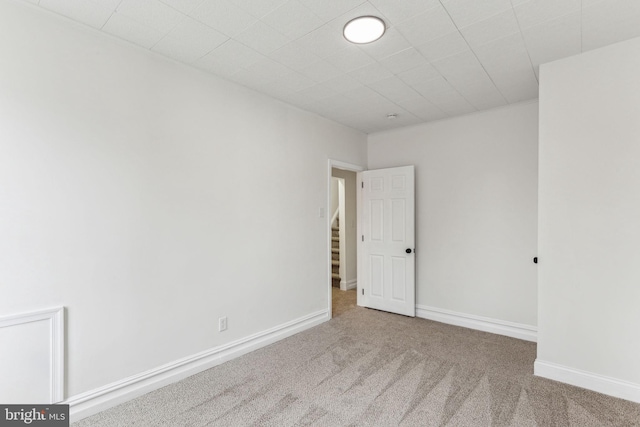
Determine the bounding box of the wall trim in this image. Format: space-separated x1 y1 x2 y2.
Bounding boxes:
0 307 65 403
534 359 640 403
415 305 537 342
66 309 329 423
344 279 357 290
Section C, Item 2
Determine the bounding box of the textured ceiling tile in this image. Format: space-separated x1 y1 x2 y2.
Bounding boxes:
522 11 580 66
102 12 164 48
233 21 290 55
298 0 366 21
368 0 440 26
189 0 257 37
270 70 316 91
412 76 455 98
332 1 392 31
369 76 420 103
582 0 640 51
39 0 115 29
395 96 440 116
262 0 323 39
583 23 640 53
459 9 520 49
473 32 534 77
348 62 395 85
321 74 364 93
489 67 538 90
379 48 429 75
416 31 470 62
295 83 339 101
343 85 385 100
156 16 228 57
324 46 375 73
292 24 345 58
297 59 343 82
356 28 412 61
244 57 291 79
455 82 507 110
208 39 265 68
430 91 476 115
513 0 581 29
432 50 491 88
152 36 208 63
497 79 538 103
268 43 322 71
396 64 440 86
157 0 202 14
442 0 513 28
395 5 457 46
228 0 289 18
117 0 184 33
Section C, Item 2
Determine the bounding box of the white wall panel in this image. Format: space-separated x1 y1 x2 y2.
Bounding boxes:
537 36 640 394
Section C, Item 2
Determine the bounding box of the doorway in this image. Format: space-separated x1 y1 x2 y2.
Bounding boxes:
328 160 363 318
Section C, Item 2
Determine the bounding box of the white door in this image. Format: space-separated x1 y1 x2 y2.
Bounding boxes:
360 165 415 317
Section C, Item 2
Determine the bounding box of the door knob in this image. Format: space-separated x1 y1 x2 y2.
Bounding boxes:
406 248 412 254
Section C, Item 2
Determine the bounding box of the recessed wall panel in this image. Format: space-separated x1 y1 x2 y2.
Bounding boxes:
391 256 406 301
391 199 406 242
371 177 384 192
370 255 384 297
391 175 406 190
0 320 51 403
370 199 384 241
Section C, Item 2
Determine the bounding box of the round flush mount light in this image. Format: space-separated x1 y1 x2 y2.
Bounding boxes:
343 16 386 44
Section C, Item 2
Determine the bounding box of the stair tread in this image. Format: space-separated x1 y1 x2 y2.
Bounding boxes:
331 273 341 279
331 260 339 266
331 248 339 253
331 237 339 241
331 227 339 231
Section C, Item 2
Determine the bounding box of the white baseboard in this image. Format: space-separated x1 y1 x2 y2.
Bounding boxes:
415 305 537 342
345 279 357 290
66 310 329 423
534 359 640 403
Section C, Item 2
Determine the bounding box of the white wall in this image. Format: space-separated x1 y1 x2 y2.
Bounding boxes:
0 0 366 406
536 36 640 401
368 103 539 328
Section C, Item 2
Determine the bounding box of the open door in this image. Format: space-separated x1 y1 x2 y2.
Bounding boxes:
360 166 415 317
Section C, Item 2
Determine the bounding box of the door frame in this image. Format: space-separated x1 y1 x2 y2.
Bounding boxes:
327 159 364 319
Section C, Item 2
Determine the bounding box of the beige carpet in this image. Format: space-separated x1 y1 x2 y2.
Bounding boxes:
332 287 357 317
74 303 640 426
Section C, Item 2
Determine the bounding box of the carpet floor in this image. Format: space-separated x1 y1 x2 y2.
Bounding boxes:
74 300 640 426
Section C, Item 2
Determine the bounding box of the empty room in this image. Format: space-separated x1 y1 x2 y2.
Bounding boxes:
1 0 639 425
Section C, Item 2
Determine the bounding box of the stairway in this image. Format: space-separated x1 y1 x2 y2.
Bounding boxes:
331 218 340 288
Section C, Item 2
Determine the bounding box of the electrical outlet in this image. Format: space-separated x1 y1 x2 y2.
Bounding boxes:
218 316 227 332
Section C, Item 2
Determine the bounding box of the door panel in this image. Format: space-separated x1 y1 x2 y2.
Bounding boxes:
361 165 415 317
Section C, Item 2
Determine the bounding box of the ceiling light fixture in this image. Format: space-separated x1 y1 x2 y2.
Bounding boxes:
343 16 386 44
